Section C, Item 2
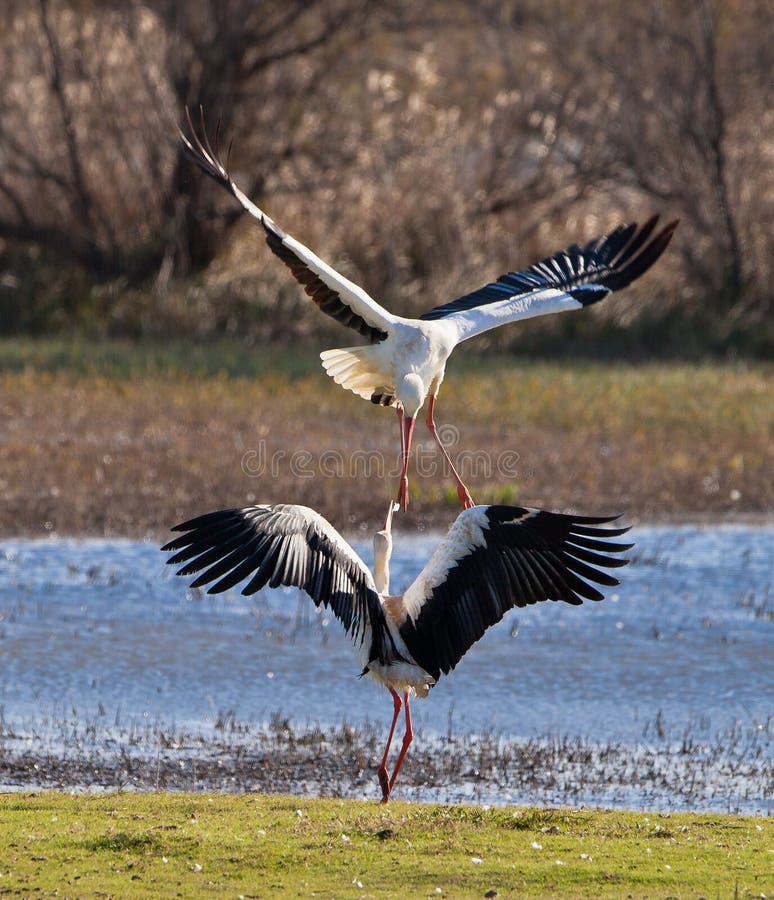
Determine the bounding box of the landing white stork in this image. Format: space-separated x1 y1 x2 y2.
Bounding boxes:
162 501 632 802
180 110 677 516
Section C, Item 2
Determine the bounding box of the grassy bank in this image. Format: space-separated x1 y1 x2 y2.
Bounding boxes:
0 337 322 380
2 792 770 898
0 338 771 535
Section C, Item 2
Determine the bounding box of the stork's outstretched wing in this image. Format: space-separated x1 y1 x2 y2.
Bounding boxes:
399 505 633 680
180 109 395 343
420 217 678 341
162 504 392 659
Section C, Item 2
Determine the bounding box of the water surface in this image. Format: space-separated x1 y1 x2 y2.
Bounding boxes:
1 524 771 810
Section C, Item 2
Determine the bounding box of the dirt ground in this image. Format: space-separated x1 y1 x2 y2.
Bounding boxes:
1 363 772 538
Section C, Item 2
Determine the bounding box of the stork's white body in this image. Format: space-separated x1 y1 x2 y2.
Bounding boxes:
365 649 434 700
320 318 458 409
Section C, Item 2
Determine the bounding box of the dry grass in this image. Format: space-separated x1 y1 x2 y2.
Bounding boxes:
0 350 771 537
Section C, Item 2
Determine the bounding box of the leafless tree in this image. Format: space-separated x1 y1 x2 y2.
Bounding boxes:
0 0 770 340
147 0 379 279
0 0 176 285
534 0 771 317
0 0 375 286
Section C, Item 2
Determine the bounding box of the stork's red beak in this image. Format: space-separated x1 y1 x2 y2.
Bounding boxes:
384 499 399 533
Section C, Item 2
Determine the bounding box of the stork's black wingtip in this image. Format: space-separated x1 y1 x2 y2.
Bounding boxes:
167 521 189 534
183 104 195 134
664 218 680 236
610 515 633 533
570 512 625 525
160 531 185 552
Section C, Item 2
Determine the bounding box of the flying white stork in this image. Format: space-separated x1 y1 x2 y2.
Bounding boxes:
162 500 632 802
180 110 677 516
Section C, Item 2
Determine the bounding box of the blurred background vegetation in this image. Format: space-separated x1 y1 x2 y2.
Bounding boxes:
0 0 771 358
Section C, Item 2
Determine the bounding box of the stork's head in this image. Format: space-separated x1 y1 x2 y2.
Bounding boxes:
396 373 425 420
373 502 396 595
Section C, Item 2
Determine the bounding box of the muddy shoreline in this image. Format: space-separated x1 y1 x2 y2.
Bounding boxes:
1 718 770 814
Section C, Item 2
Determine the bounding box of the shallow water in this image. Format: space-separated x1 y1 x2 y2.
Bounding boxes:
0 524 772 809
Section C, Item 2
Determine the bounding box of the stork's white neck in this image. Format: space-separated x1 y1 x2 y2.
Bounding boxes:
373 529 392 595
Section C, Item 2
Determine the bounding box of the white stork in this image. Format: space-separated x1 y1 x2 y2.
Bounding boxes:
180 110 677 516
162 501 632 802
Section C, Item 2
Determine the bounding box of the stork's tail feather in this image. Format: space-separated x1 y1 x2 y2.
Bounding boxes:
320 346 395 405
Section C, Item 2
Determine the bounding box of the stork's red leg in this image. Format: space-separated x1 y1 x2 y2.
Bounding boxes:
395 413 416 512
388 690 414 794
425 394 475 509
378 688 403 803
397 407 406 458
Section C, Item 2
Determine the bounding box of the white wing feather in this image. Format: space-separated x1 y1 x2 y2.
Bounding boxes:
448 287 589 342
401 506 491 623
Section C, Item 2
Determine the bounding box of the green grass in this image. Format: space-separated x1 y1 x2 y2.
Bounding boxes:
1 793 771 898
1 333 771 385
2 336 771 441
0 336 322 379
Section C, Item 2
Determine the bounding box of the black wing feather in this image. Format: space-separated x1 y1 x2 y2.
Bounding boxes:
419 217 678 321
262 228 387 342
162 505 394 663
399 505 633 680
